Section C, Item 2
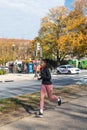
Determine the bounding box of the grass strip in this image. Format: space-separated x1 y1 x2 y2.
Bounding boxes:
0 84 87 113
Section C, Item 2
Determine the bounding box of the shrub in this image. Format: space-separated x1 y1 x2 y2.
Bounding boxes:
0 70 6 75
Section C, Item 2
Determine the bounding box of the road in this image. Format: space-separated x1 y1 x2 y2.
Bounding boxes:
0 70 87 99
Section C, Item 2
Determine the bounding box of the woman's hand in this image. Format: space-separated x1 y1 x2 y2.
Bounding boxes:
38 77 41 80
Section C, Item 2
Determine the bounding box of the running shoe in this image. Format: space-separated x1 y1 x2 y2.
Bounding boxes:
58 97 62 106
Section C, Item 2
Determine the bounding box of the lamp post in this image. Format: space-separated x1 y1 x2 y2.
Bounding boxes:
12 44 15 61
12 44 15 73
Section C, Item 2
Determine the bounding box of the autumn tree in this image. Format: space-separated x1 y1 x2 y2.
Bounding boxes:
72 0 87 15
65 0 87 58
37 1 87 64
0 39 32 64
38 6 68 63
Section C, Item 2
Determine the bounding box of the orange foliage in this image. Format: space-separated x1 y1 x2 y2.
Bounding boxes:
0 38 32 64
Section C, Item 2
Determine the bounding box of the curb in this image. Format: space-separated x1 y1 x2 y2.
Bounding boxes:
5 80 14 82
0 80 14 83
0 78 34 83
0 81 2 83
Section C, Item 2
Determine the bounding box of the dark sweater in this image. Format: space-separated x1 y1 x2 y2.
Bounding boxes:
40 66 52 85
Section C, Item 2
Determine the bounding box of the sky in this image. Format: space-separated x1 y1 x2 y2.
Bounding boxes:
0 0 73 40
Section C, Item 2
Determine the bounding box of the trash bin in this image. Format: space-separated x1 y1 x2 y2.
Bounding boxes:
27 63 33 73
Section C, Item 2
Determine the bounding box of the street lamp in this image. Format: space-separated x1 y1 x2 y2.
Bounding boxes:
12 44 15 51
12 44 15 73
12 44 15 62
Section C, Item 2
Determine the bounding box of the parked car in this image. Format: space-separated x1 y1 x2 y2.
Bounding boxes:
56 65 80 74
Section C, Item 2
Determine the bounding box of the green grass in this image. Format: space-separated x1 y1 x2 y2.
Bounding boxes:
0 93 40 113
0 85 87 113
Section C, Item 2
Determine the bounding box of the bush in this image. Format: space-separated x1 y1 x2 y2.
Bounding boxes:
0 70 6 75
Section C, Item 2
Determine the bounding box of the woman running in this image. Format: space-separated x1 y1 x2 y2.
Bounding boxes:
38 59 62 117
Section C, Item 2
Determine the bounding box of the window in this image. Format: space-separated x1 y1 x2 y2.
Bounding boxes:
60 66 66 68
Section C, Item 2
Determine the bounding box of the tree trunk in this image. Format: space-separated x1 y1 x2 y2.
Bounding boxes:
57 50 61 66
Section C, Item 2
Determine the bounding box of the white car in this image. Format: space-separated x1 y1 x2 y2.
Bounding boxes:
56 65 80 74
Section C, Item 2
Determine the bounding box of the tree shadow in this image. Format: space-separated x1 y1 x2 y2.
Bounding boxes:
9 97 39 114
57 102 87 123
9 96 57 116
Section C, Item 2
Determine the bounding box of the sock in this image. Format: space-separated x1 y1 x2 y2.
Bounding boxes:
58 97 60 101
40 109 43 114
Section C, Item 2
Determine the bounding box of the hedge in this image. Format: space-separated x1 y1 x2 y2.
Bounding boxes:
0 70 6 75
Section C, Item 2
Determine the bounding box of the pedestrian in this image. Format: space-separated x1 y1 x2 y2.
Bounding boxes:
33 64 37 77
36 64 41 77
38 59 62 117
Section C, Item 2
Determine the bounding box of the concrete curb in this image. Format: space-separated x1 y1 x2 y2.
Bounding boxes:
4 80 14 82
0 81 3 83
0 80 14 83
0 78 35 83
0 74 35 83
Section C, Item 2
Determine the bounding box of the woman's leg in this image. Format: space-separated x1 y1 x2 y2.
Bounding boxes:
40 84 46 111
46 85 58 102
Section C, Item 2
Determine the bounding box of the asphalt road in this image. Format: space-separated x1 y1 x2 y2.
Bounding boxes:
0 70 87 99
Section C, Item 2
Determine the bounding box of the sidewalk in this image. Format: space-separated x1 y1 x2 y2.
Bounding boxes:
0 90 87 130
0 73 34 82
0 69 87 83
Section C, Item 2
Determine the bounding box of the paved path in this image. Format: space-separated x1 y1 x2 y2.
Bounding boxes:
0 91 87 130
0 74 34 82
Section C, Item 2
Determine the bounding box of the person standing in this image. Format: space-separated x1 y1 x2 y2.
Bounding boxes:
33 64 37 77
38 59 62 117
37 64 41 76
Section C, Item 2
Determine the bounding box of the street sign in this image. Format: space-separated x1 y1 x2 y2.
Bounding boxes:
36 42 40 51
